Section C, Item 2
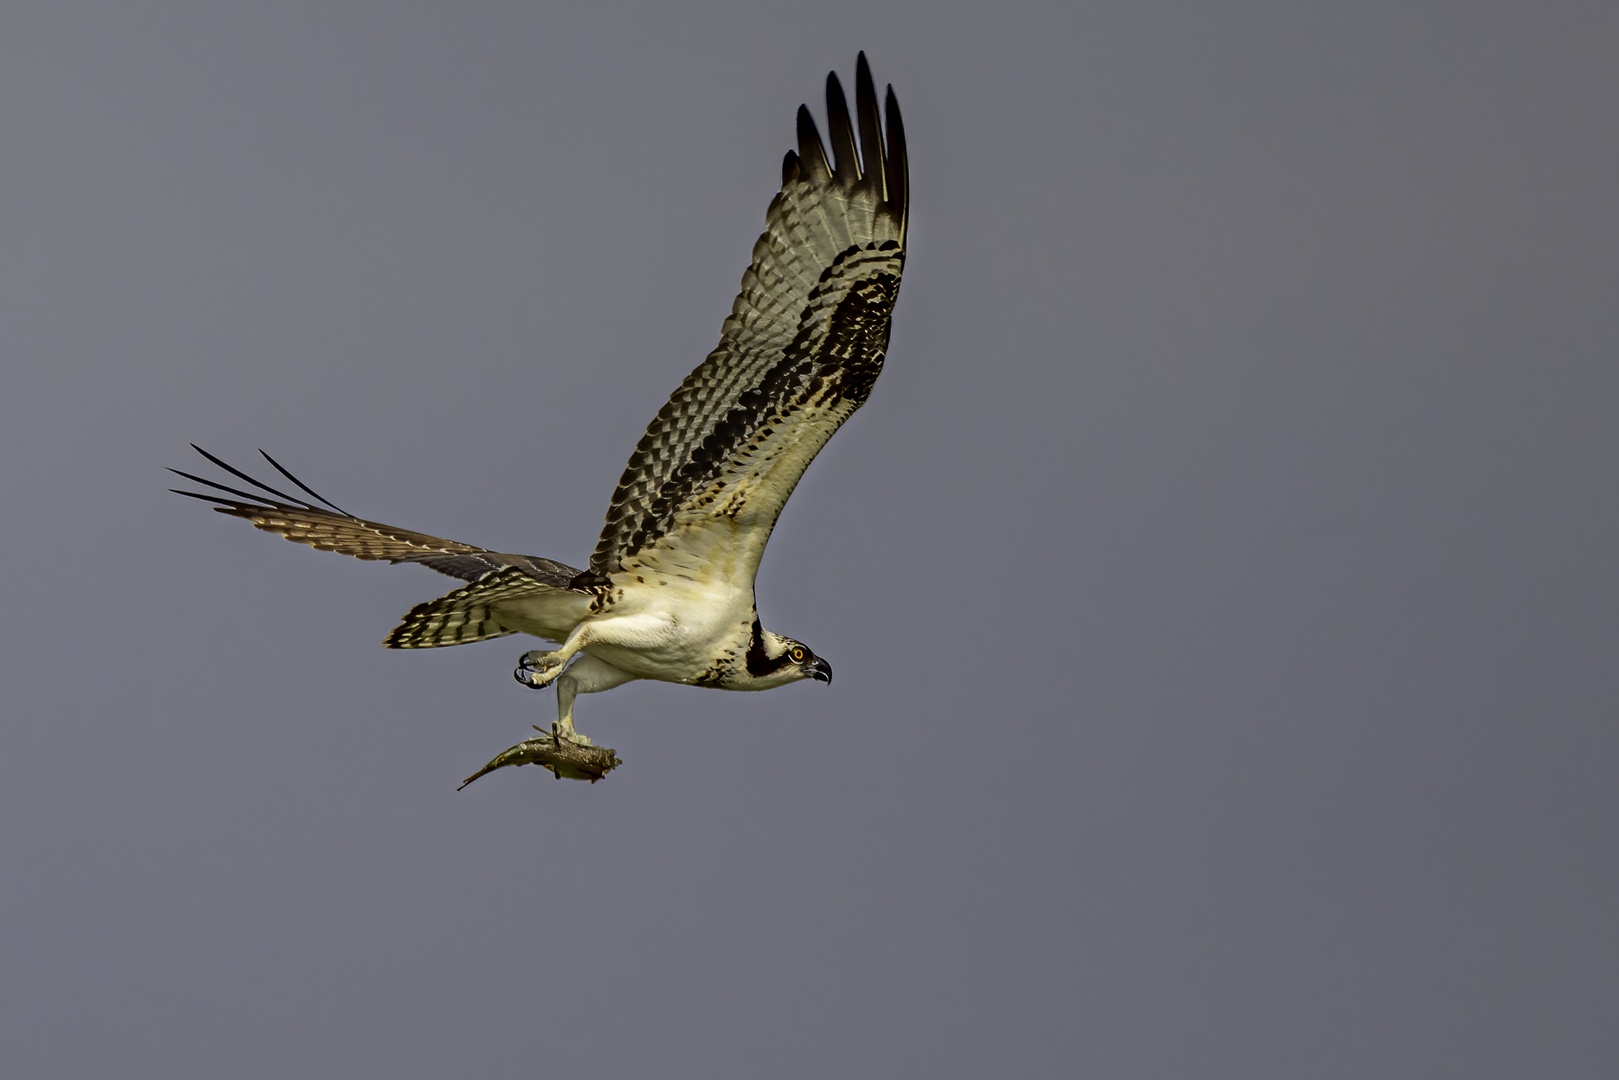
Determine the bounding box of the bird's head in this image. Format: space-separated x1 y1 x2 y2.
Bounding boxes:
747 625 833 689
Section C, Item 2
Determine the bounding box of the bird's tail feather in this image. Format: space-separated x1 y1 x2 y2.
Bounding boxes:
384 566 549 649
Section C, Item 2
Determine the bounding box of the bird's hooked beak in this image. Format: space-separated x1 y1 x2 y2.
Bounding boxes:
807 657 833 685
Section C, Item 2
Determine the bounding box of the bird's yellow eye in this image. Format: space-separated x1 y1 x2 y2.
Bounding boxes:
790 647 806 663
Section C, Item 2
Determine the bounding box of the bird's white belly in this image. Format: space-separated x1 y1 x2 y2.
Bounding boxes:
582 573 752 683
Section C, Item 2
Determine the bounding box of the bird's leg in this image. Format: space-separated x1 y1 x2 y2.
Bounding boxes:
514 623 592 689
551 668 591 746
541 653 636 746
514 649 567 688
515 613 671 689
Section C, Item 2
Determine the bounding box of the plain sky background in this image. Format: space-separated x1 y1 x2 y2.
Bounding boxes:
3 3 1616 1077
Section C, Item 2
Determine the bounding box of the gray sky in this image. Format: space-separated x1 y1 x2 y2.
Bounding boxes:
3 3 1616 1076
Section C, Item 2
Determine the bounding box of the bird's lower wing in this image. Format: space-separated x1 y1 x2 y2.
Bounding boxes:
172 448 602 648
170 446 590 587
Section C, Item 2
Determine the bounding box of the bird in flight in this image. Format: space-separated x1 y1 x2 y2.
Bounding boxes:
173 54 907 766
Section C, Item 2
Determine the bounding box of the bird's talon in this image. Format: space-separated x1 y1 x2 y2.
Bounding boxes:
514 649 565 687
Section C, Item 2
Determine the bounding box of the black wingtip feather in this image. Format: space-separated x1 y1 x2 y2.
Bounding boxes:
854 53 886 199
884 85 909 235
168 467 285 507
172 446 357 519
187 444 309 509
258 448 352 517
795 104 831 179
781 149 800 187
169 487 251 509
824 71 859 182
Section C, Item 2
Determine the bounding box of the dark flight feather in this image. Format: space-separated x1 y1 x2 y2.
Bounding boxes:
795 105 832 180
825 72 860 182
854 53 886 203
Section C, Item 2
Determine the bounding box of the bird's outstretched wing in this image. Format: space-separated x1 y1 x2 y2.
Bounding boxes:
171 445 590 586
589 53 908 581
170 450 605 650
170 447 602 648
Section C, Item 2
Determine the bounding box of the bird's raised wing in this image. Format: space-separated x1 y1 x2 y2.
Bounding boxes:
589 53 908 582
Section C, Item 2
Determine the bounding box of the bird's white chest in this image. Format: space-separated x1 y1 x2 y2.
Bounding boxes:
581 563 753 682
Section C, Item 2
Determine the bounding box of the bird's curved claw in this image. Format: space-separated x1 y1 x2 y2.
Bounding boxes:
514 649 565 689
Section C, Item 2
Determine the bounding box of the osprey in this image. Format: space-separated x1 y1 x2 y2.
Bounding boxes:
173 54 907 763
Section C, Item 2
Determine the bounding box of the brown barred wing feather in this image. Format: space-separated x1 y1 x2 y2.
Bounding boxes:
170 447 588 587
